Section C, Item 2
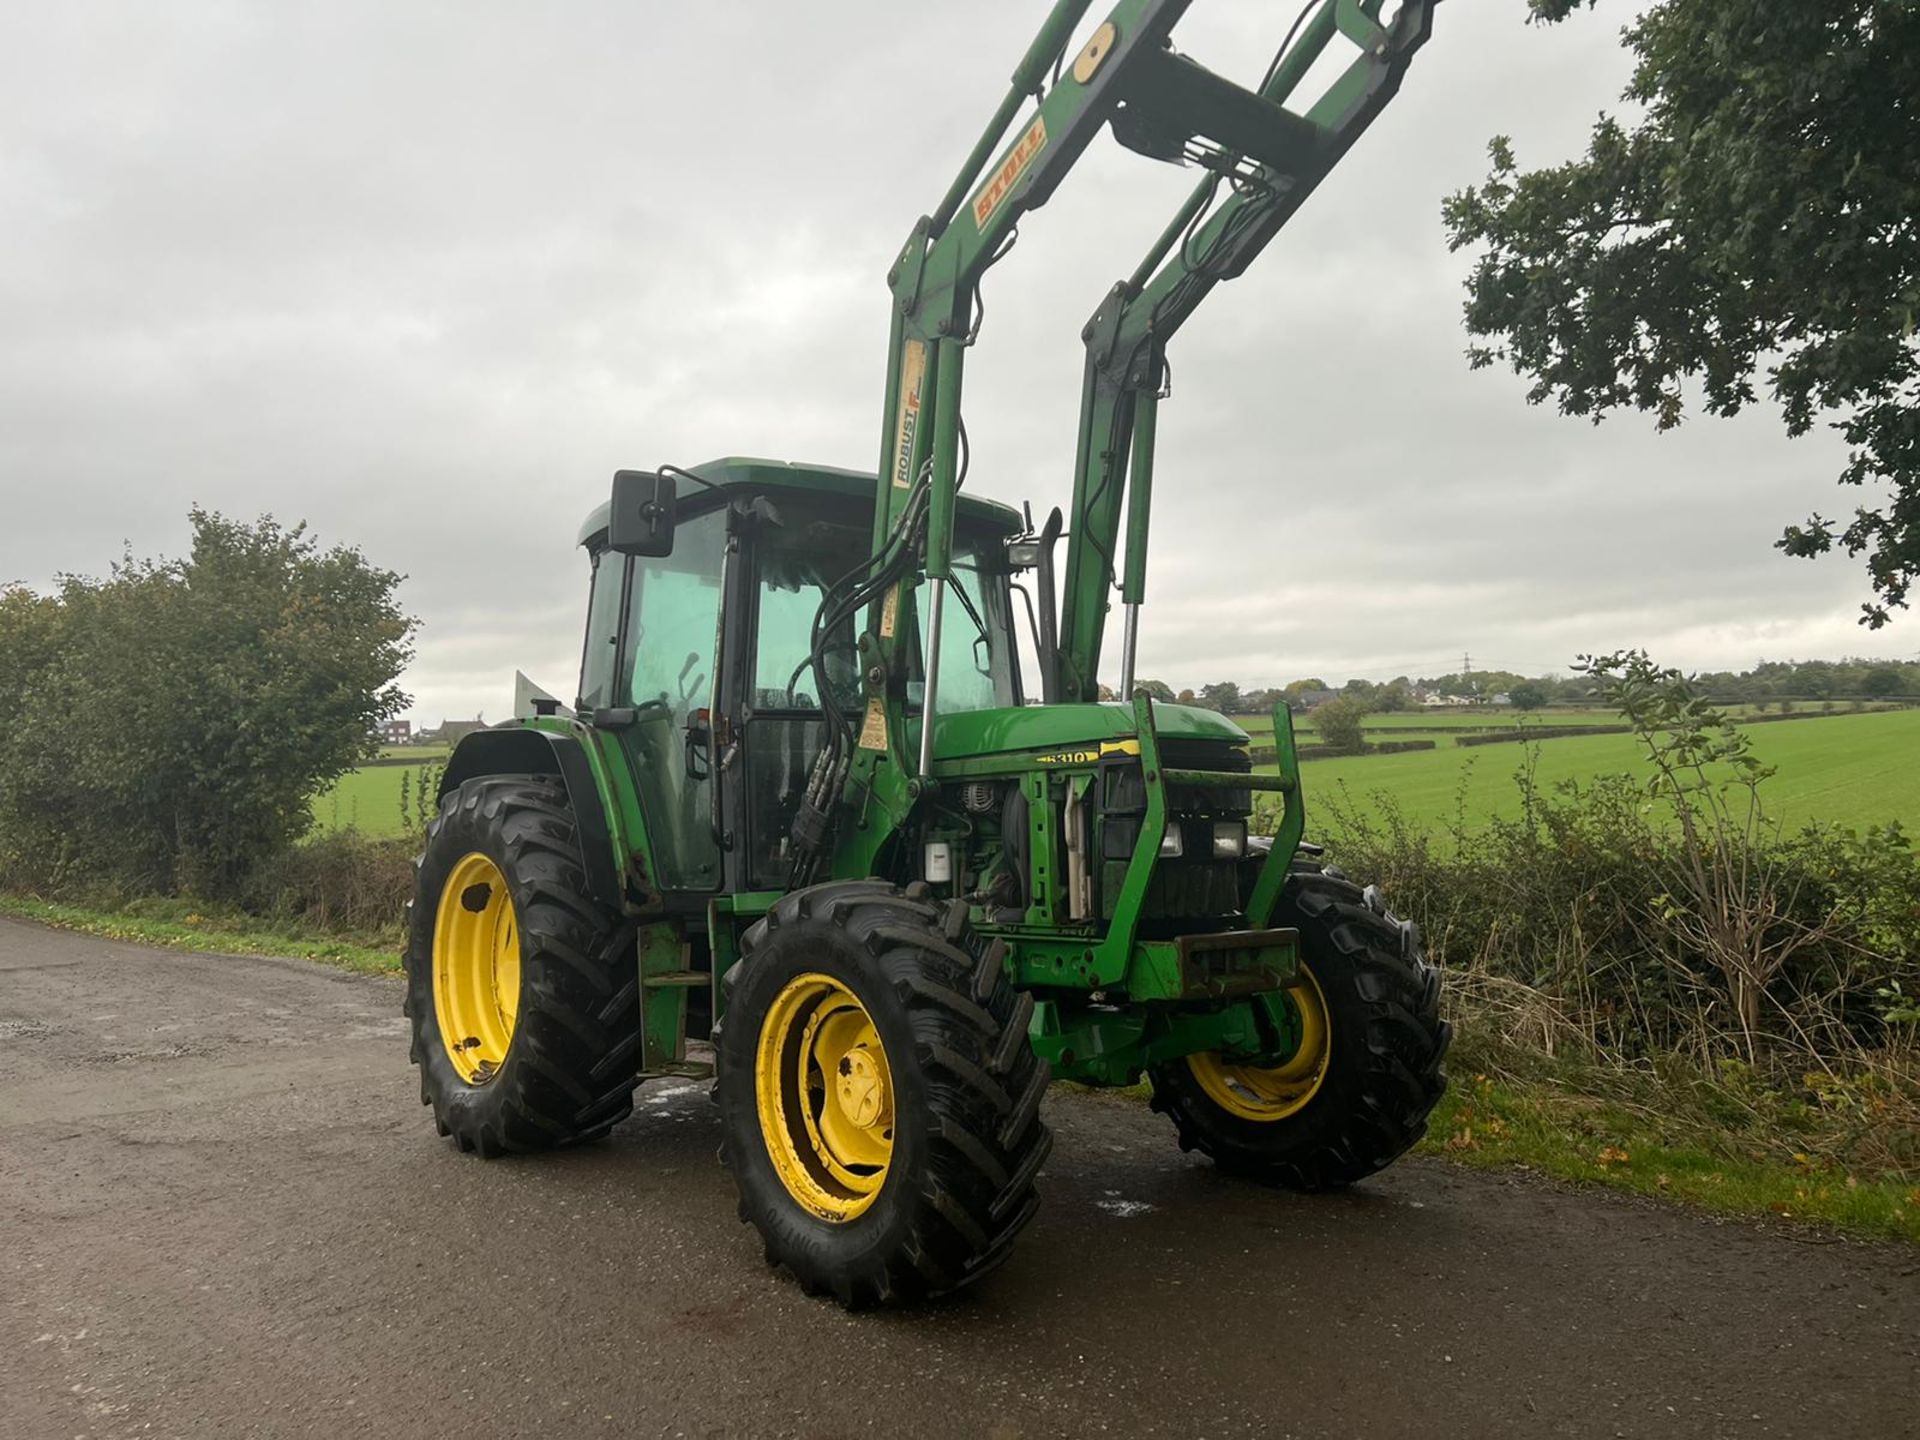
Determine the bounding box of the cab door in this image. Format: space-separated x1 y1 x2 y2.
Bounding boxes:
609 502 732 893
735 506 871 890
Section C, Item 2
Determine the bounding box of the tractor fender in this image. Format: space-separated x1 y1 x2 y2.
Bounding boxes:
437 726 624 911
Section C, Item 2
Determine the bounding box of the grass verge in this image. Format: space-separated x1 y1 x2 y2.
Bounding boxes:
0 892 401 975
1074 1036 1918 1245
1419 1047 1920 1245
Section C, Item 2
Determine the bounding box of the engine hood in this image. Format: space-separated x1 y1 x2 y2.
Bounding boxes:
928 701 1248 764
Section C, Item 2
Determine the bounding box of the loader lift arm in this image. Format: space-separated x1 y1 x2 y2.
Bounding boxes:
1057 0 1436 702
797 0 1436 876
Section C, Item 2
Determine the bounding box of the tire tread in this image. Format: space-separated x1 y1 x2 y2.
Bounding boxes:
403 775 639 1156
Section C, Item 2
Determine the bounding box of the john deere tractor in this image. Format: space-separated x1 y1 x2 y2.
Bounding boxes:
405 0 1448 1306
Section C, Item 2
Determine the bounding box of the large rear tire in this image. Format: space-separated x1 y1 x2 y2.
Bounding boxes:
1149 863 1448 1188
403 775 639 1156
714 881 1050 1308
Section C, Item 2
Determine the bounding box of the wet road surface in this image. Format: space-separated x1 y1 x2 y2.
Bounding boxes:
1 917 1915 1439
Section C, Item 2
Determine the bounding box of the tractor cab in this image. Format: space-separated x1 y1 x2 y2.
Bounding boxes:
574 456 1030 895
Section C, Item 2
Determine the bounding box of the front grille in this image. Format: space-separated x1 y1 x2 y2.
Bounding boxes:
1095 737 1252 925
1101 738 1253 819
1157 737 1252 773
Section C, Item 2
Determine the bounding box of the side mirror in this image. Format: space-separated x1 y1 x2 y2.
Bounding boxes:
608 469 676 556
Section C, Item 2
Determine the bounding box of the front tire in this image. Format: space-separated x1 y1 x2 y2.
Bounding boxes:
714 881 1050 1308
1149 863 1449 1188
403 775 640 1156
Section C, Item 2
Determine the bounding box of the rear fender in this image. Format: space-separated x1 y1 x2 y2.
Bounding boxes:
438 726 624 910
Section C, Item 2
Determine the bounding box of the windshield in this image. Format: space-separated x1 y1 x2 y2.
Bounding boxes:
916 554 1019 714
748 504 1020 716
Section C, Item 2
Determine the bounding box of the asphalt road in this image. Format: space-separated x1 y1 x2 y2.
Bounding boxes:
2 918 1915 1440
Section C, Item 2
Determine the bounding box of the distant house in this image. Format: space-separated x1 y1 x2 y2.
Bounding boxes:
1291 689 1339 711
1419 691 1467 708
379 719 412 745
1489 692 1513 707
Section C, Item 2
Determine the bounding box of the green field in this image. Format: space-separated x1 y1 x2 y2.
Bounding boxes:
1270 708 1919 835
315 708 1915 843
313 760 438 839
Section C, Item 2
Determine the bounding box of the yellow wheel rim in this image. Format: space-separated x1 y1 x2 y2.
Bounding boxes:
1187 964 1331 1123
432 851 522 1084
755 973 894 1222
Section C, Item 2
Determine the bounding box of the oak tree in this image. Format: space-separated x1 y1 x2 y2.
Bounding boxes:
1446 0 1920 625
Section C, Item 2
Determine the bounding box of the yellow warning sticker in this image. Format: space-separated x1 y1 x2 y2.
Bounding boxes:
858 697 890 751
879 582 901 639
971 115 1048 231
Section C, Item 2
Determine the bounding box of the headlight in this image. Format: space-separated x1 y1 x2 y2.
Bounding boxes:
1211 820 1247 859
1158 826 1184 858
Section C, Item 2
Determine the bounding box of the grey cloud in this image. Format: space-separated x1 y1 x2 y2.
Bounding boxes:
1 1 1905 727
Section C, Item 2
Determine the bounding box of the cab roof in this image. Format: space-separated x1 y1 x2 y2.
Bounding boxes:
576 456 1025 548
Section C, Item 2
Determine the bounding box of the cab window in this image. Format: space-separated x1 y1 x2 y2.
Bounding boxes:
616 505 728 890
576 549 625 713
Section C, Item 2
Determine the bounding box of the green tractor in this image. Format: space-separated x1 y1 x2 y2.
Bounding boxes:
405 0 1448 1306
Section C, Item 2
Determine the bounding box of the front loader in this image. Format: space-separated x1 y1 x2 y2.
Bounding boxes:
404 0 1449 1307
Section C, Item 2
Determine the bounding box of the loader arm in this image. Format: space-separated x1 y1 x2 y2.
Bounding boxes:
1056 0 1436 701
793 0 1436 878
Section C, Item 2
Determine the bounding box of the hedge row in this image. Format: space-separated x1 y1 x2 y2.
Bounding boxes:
1455 724 1631 747
1250 738 1438 763
1451 704 1888 749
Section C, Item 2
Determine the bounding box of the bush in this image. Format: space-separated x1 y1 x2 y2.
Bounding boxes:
242 832 416 938
0 510 414 897
1311 695 1371 754
1269 654 1920 1070
1310 773 1919 1058
1508 680 1549 710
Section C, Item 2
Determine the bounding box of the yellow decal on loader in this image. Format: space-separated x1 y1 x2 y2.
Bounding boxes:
891 342 927 489
879 582 901 639
971 115 1048 231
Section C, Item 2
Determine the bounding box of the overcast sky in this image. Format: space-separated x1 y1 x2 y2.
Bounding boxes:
2 1 1909 724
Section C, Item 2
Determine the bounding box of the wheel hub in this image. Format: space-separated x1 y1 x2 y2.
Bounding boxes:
431 851 521 1084
834 1049 889 1130
1188 964 1331 1122
755 973 895 1222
